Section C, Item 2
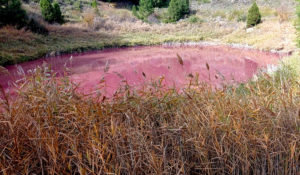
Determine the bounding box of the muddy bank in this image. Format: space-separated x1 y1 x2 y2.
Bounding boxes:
0 45 282 97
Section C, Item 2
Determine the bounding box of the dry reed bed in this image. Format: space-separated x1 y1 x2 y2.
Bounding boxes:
0 67 299 174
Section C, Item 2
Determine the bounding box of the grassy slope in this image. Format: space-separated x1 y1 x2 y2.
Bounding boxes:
0 0 297 66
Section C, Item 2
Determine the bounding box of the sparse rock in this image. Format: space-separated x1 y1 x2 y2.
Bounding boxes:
275 44 284 51
49 51 56 57
246 27 254 33
287 50 294 55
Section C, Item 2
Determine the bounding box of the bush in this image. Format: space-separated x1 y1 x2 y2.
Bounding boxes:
0 0 28 28
188 15 199 23
0 0 48 34
153 0 168 7
91 0 97 8
74 1 82 11
137 0 154 20
132 5 139 18
40 0 63 24
247 2 261 28
167 0 189 22
52 2 64 24
40 0 54 22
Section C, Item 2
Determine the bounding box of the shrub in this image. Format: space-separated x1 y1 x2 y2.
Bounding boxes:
40 0 64 24
0 0 28 28
74 1 82 11
40 0 54 22
247 2 261 28
137 0 154 20
188 15 200 23
153 0 168 7
52 2 64 24
0 0 48 34
132 5 139 18
167 0 189 22
91 0 97 8
237 14 247 22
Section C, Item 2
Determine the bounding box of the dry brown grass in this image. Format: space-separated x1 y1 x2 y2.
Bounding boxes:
223 19 297 52
82 12 96 28
0 64 299 174
275 7 292 22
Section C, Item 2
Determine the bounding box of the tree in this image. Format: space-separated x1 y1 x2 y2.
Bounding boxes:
53 2 64 24
0 0 28 27
40 0 54 23
132 5 139 18
246 2 261 28
138 0 154 20
40 0 64 24
167 0 189 22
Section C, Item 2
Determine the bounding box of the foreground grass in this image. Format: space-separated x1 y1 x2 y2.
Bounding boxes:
0 57 299 174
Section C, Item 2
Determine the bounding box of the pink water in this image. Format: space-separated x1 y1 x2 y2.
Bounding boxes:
0 45 281 97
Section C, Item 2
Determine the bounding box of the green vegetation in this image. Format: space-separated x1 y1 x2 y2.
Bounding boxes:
0 0 27 27
167 0 189 22
188 15 201 23
153 0 168 7
133 0 154 21
247 2 261 28
53 2 64 24
40 0 64 24
0 26 207 66
228 9 246 22
296 0 300 46
91 0 97 8
132 0 188 22
40 0 54 22
132 5 138 18
198 0 210 3
0 0 48 35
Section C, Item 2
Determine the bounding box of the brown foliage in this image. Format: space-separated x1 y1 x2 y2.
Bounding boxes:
0 67 299 174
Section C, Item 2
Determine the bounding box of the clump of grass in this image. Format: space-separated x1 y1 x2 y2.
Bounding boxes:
188 15 203 24
260 6 276 17
275 7 291 22
198 0 210 4
212 10 227 19
228 9 246 22
0 60 299 174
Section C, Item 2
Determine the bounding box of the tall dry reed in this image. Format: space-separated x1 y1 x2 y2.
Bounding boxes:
0 66 299 174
